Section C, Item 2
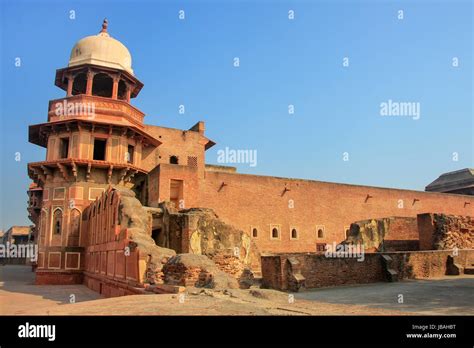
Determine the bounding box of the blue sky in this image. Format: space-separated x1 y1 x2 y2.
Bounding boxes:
0 0 472 229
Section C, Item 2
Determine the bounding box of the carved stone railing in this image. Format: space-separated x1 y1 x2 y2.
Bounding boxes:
47 95 145 126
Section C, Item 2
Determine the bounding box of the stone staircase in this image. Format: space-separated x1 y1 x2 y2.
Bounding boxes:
464 259 474 275
446 255 474 276
286 257 306 292
381 254 398 282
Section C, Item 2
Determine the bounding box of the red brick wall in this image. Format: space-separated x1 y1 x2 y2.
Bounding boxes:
200 171 474 254
384 217 419 241
388 250 471 278
261 250 474 290
261 253 384 290
147 164 200 209
142 125 207 178
418 213 436 250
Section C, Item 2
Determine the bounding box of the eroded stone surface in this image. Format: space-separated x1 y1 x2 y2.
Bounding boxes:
161 206 259 286
344 217 418 251
115 187 176 284
431 214 474 250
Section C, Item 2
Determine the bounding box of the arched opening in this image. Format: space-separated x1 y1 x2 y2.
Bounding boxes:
118 80 127 100
317 228 324 238
272 228 279 239
68 209 81 247
92 73 113 97
72 73 87 95
53 208 63 235
252 228 258 238
151 228 164 246
291 228 298 239
170 156 179 164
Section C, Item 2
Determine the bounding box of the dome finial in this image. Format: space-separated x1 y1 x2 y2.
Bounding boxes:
100 18 108 33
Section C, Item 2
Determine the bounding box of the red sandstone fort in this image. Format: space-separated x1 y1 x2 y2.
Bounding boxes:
26 20 474 296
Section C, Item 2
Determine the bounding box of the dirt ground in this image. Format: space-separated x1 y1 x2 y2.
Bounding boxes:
2 265 471 315
296 276 474 315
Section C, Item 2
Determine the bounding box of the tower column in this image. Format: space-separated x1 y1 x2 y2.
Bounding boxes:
125 84 131 103
86 70 95 95
112 75 120 99
66 74 74 97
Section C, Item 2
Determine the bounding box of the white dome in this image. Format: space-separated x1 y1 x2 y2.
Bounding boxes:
68 20 133 75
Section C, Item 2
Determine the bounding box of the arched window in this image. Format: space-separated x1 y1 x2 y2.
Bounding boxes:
92 73 113 98
271 227 279 239
291 228 298 239
72 73 87 95
317 228 324 238
68 209 81 246
170 156 179 164
252 228 258 238
53 209 63 235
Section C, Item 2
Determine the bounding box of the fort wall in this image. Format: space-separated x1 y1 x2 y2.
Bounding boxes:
199 171 474 254
261 249 474 291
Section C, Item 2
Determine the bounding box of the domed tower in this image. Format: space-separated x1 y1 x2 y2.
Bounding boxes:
28 20 160 284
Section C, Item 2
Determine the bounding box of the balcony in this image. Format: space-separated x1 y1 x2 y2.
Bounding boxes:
47 95 145 127
28 158 148 186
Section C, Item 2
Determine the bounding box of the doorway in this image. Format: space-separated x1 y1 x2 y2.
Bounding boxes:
152 228 163 246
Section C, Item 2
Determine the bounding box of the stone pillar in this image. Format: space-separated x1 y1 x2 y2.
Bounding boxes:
86 70 94 95
125 84 132 103
66 74 74 97
112 75 120 99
